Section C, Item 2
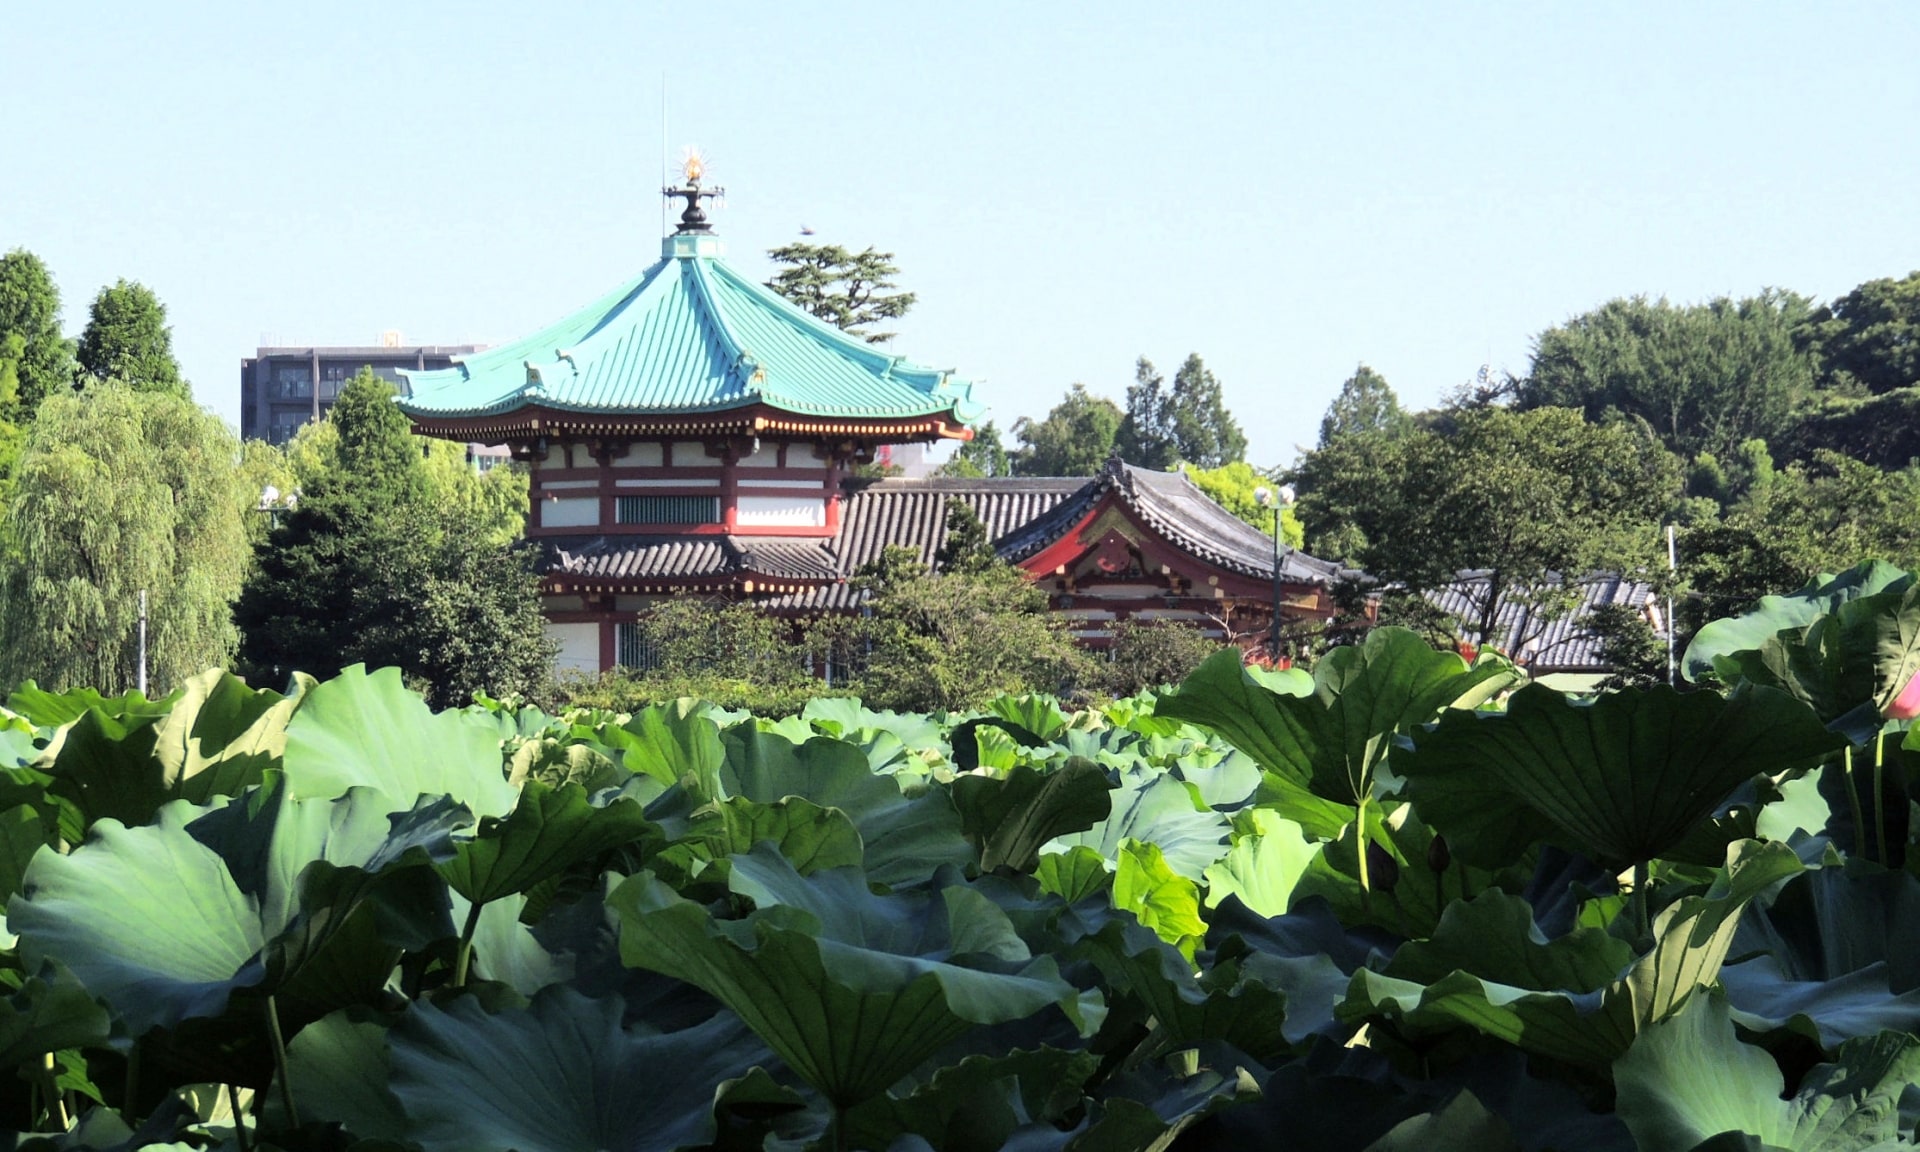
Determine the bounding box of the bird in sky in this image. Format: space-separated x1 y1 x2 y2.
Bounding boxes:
799 225 815 235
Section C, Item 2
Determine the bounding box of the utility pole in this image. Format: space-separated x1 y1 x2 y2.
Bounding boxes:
1665 525 1677 686
137 589 149 696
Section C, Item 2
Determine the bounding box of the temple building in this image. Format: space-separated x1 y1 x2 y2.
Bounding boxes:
398 171 1345 674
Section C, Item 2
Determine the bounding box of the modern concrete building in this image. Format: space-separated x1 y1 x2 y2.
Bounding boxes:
239 338 481 444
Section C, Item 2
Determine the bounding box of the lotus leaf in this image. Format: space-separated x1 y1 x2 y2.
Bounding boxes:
1341 840 1803 1067
384 988 775 1152
1396 682 1841 870
720 726 973 884
1042 767 1228 881
282 664 515 817
1614 992 1920 1152
955 760 1115 874
1158 628 1517 809
1684 561 1914 684
611 844 1101 1107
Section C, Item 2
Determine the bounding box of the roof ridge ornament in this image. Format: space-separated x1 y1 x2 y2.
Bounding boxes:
663 148 724 235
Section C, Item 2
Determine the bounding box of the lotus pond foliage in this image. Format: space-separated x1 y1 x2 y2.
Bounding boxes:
0 564 1919 1149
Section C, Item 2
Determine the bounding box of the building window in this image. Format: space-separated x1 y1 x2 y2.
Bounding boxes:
616 495 720 525
614 622 661 671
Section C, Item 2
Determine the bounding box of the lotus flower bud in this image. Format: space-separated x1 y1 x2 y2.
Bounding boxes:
1366 841 1400 894
1888 672 1920 722
1426 834 1452 875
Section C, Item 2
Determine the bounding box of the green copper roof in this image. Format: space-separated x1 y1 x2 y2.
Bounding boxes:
396 233 984 425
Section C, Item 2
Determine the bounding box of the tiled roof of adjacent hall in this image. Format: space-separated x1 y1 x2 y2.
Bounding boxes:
395 233 983 426
759 462 1348 611
1426 570 1659 674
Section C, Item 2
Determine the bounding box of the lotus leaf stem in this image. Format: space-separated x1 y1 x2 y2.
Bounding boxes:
265 995 299 1130
1875 731 1888 865
38 1052 68 1130
454 899 486 988
1845 747 1866 859
228 1082 252 1152
1632 861 1650 941
1354 798 1372 913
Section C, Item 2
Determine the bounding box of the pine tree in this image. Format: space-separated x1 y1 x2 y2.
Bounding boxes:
1115 358 1177 469
1318 364 1412 446
75 279 187 397
0 249 76 417
764 243 916 344
1010 385 1122 477
1165 353 1246 468
934 498 999 574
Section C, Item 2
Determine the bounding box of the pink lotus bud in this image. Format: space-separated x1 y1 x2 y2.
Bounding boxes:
1888 672 1920 721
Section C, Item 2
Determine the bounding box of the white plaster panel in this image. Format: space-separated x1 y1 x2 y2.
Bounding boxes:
542 497 600 528
738 478 828 491
741 442 782 467
539 479 598 490
615 477 721 488
547 622 600 674
616 442 665 466
671 441 710 462
736 496 827 527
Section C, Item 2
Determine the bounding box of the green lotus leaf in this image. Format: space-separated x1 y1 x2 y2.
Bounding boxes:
381 987 774 1152
1113 839 1206 958
6 681 175 728
986 693 1074 742
28 673 297 864
1203 808 1319 918
1363 1090 1519 1152
1158 629 1518 809
601 701 725 793
1341 840 1803 1068
281 1007 407 1141
721 726 972 885
1042 767 1227 881
1071 1042 1263 1152
436 781 652 905
611 844 1101 1107
954 759 1115 874
1684 561 1913 684
842 1046 1101 1152
1396 683 1842 870
149 669 301 805
0 962 112 1068
1719 960 1920 1048
282 664 515 817
10 779 460 1039
1036 846 1112 904
452 891 574 995
651 796 864 887
1614 992 1920 1152
1076 918 1292 1064
12 813 265 1035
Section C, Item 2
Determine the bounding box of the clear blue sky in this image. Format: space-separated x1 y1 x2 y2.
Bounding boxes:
7 2 1918 465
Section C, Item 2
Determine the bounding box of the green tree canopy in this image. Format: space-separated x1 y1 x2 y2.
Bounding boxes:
234 372 548 702
1516 292 1815 459
1291 406 1682 650
1116 358 1177 470
1803 270 1920 394
1181 461 1303 548
1011 384 1121 477
0 249 75 417
0 385 248 693
1165 354 1246 468
1318 364 1411 446
935 420 1011 478
933 498 998 575
764 243 916 344
848 546 1088 712
75 280 186 398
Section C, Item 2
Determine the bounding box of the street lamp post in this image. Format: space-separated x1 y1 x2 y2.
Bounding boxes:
1254 485 1296 663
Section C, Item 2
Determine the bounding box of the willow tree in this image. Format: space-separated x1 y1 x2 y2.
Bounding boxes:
0 385 248 693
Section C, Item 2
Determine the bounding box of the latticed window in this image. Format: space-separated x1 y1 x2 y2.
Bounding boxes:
614 623 661 671
616 495 720 525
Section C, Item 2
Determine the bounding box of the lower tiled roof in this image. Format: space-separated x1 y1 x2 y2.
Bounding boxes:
1427 570 1659 673
542 460 1350 609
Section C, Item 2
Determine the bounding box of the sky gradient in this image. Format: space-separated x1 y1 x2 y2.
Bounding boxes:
7 2 1918 464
